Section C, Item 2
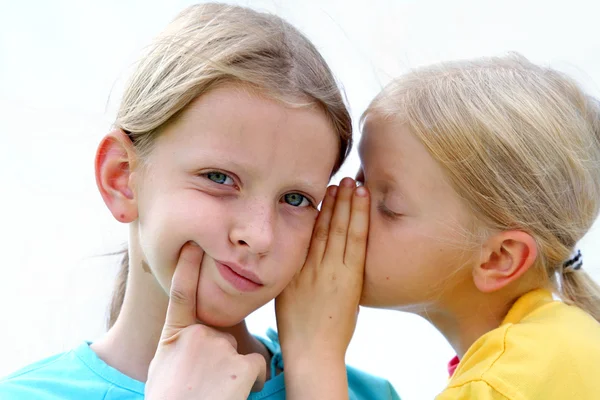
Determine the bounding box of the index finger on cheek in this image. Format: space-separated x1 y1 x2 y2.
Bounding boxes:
163 241 204 336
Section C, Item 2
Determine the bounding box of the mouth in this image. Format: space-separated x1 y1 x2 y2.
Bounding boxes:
215 260 264 292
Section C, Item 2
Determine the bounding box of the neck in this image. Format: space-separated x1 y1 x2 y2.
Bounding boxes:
91 245 269 382
423 305 506 359
420 287 518 359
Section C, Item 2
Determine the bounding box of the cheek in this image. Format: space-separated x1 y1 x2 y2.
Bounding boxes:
364 221 414 284
138 192 230 285
270 215 314 287
363 220 432 301
363 218 473 307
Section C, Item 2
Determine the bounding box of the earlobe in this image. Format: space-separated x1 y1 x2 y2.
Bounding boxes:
95 129 139 223
473 231 538 293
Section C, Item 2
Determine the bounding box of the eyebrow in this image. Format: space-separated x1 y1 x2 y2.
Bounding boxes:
287 181 326 201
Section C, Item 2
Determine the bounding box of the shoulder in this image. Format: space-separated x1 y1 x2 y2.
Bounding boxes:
449 300 600 399
437 380 510 400
0 347 96 400
0 343 144 400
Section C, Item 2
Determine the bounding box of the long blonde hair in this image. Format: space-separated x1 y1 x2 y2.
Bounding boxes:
365 53 600 321
107 3 352 328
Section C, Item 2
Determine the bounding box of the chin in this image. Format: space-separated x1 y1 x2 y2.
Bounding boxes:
359 287 402 310
195 304 250 328
196 310 245 328
359 280 384 308
359 293 385 309
359 297 384 309
197 313 246 328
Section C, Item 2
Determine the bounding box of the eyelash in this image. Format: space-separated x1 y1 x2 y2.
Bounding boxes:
281 193 315 209
202 171 237 187
377 200 402 220
201 171 315 209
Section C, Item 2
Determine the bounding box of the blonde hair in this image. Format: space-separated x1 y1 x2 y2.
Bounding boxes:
364 53 600 321
107 3 352 328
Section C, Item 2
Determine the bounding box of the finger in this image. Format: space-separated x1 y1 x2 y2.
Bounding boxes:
323 177 355 261
243 353 268 393
305 185 338 265
189 324 240 350
214 330 238 351
164 241 204 334
344 186 370 270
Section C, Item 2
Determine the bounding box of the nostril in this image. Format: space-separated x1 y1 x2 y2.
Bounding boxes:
238 240 248 246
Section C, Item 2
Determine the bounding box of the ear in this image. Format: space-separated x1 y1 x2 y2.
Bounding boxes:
95 129 139 223
473 230 538 293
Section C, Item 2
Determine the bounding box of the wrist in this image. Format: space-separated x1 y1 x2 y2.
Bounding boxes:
283 353 349 400
283 349 346 373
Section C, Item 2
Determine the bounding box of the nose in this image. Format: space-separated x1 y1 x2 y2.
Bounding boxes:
229 201 275 256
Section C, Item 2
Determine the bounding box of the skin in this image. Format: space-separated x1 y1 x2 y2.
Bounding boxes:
145 242 268 399
277 178 370 400
144 179 370 399
90 84 339 386
276 114 541 399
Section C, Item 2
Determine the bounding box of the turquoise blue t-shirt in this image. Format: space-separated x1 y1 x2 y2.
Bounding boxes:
0 330 400 399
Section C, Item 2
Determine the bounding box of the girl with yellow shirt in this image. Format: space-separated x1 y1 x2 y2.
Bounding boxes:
275 54 600 400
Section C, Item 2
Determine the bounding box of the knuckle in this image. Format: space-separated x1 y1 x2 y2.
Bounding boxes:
169 286 189 305
240 358 254 372
188 324 209 337
214 336 236 351
331 224 347 237
240 354 261 374
160 328 182 345
347 230 368 245
313 226 329 242
353 193 370 208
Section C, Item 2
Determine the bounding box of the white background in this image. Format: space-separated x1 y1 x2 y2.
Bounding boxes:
1 1 600 399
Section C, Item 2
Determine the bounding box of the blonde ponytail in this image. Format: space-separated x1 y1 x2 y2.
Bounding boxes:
559 98 600 322
561 269 600 323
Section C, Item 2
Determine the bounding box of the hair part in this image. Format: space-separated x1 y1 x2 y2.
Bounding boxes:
364 53 600 321
106 2 352 329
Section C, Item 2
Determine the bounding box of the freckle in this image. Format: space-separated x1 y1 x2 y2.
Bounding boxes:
386 276 390 280
329 316 332 319
231 374 237 380
120 213 125 219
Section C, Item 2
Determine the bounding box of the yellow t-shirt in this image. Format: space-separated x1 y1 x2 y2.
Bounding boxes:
436 289 600 400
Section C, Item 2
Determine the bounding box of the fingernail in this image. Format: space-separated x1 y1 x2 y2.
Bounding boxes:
341 178 355 188
329 185 338 197
189 241 200 248
355 186 368 197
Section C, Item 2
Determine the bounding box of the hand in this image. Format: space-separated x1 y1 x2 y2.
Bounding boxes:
275 178 370 399
145 242 267 400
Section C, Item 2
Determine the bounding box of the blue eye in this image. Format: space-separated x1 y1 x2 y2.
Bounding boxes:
205 172 234 186
283 193 310 207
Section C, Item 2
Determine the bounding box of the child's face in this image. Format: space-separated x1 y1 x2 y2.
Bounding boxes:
133 85 338 326
357 116 476 312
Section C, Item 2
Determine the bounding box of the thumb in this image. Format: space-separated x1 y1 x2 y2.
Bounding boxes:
162 241 204 340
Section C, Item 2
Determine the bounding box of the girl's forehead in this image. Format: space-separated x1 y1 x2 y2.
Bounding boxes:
360 117 455 192
147 86 339 190
358 115 406 158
